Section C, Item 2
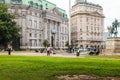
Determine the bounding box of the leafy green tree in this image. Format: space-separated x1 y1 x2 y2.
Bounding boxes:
43 39 50 47
65 41 69 47
0 4 20 48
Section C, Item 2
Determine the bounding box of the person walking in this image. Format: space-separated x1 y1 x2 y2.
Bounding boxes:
73 48 75 53
7 44 12 55
76 48 80 56
47 47 51 56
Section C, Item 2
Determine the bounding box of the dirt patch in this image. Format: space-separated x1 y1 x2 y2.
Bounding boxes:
56 74 120 80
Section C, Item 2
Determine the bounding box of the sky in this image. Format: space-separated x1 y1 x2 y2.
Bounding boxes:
48 0 120 33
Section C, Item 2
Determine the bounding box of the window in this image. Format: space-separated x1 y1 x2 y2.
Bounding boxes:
39 34 41 39
46 3 48 9
34 3 38 8
30 40 32 46
80 28 82 32
35 34 37 38
39 22 41 29
29 20 32 27
39 14 42 17
29 33 32 37
81 37 82 40
86 33 89 35
29 1 33 6
39 39 41 46
86 26 88 31
80 17 82 22
35 13 37 16
86 17 89 22
34 40 37 46
11 0 22 4
94 18 96 23
91 26 93 30
34 21 37 29
39 5 43 10
63 13 65 17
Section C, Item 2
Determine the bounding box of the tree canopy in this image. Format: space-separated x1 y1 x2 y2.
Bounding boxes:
43 39 50 47
65 41 69 47
0 4 20 47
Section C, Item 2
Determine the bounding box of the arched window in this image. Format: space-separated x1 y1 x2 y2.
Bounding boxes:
46 3 48 9
36 3 38 8
29 1 33 7
11 0 22 4
39 5 43 10
34 3 38 8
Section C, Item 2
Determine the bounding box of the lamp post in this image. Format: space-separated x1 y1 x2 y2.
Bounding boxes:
51 29 57 48
68 0 72 53
69 0 71 46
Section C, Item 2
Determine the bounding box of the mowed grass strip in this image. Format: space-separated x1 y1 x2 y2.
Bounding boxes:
0 55 120 80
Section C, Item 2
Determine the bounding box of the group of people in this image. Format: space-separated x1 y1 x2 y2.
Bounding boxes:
76 47 101 56
88 47 100 55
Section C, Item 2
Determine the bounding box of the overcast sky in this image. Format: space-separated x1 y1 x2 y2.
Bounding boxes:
48 0 120 32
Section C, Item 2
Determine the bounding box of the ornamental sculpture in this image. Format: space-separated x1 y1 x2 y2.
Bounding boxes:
107 19 120 37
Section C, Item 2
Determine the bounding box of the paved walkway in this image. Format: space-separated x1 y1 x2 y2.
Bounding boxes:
0 51 87 58
0 51 120 58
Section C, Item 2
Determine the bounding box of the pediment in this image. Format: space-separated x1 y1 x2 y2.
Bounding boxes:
44 7 68 21
46 7 61 16
90 11 105 18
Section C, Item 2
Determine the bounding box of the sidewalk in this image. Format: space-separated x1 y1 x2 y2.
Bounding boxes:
0 51 87 58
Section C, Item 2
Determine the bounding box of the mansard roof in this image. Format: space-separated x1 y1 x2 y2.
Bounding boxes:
72 11 105 18
73 1 102 9
2 0 67 18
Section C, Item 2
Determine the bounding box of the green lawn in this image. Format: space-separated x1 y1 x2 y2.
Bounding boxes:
0 55 120 80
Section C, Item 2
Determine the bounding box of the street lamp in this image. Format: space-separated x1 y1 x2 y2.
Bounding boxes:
51 29 57 48
69 0 71 46
68 0 72 53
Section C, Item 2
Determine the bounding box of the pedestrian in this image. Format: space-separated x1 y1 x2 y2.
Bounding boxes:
96 48 100 55
7 44 12 55
47 47 51 56
76 48 80 56
94 47 96 54
73 48 75 53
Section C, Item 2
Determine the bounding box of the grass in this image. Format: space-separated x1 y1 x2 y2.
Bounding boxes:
86 55 120 59
0 55 120 80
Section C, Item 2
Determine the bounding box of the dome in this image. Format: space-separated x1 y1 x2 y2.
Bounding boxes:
75 0 87 4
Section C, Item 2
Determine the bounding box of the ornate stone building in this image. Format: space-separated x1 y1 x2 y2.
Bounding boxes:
1 0 68 50
71 0 105 49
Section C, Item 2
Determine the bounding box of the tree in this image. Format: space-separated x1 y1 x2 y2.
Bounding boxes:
43 39 50 47
65 41 69 47
0 4 20 48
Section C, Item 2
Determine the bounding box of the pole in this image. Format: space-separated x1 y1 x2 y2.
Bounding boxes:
68 0 72 53
69 0 71 46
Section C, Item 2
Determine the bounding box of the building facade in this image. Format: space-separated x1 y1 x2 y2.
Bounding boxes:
71 0 105 49
1 0 68 50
